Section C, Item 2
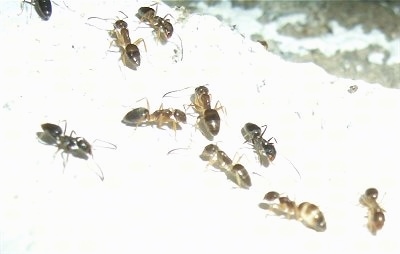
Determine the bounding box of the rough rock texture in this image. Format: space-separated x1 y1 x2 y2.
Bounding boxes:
171 0 400 88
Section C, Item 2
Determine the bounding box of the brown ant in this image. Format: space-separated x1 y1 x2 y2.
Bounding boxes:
136 4 183 61
260 191 327 232
191 86 224 139
121 99 186 134
37 122 115 181
200 144 251 189
87 12 146 70
136 5 174 44
359 188 385 235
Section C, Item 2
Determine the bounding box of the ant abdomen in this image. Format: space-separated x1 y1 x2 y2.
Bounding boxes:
203 109 220 136
231 164 251 188
298 202 327 232
241 122 261 142
125 44 141 67
122 107 150 126
369 210 385 233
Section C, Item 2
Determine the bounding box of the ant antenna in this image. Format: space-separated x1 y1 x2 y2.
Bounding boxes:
281 155 301 180
162 86 192 98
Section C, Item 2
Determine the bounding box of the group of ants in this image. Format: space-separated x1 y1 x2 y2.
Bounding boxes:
27 0 385 236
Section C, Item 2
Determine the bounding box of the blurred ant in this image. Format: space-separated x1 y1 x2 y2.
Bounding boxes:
191 86 224 139
20 0 52 21
121 99 186 134
87 12 147 70
136 4 183 61
359 188 385 235
200 144 251 189
37 121 115 181
260 191 327 232
257 40 268 50
136 5 174 44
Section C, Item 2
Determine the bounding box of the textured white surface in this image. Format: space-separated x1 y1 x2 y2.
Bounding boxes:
196 1 400 64
0 0 399 253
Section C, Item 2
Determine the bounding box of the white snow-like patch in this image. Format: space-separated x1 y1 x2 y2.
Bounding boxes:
0 1 399 254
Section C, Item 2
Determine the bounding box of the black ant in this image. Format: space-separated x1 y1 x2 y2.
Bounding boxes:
121 99 187 134
20 0 52 21
37 121 114 181
241 122 276 167
260 191 327 232
359 188 385 235
200 144 251 189
87 12 146 70
241 122 301 179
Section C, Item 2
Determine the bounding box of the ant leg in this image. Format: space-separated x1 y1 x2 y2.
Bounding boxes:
91 161 105 181
60 120 68 136
60 151 70 173
214 100 227 116
132 38 147 52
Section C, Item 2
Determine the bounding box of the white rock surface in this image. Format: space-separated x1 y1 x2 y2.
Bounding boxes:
0 0 399 253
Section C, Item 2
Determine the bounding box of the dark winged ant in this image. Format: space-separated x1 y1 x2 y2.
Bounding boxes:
359 188 385 235
200 144 251 189
260 191 327 232
21 0 52 21
37 122 114 181
241 122 276 167
191 86 224 139
87 12 146 70
121 100 187 134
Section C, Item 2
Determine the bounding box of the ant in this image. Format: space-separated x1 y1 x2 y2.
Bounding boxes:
37 122 112 181
121 99 187 134
191 86 224 139
136 5 174 44
87 12 146 70
260 191 327 232
200 144 251 189
359 188 385 235
241 123 276 167
136 4 183 61
20 0 52 21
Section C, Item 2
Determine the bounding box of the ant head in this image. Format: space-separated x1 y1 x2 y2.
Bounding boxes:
195 85 209 96
76 137 92 156
264 191 280 201
365 188 379 200
200 144 219 161
263 142 276 162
